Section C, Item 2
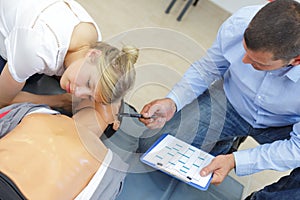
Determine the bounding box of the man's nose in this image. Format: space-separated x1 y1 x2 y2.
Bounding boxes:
241 54 261 70
242 54 251 64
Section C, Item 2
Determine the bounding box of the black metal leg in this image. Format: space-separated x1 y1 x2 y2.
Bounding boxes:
165 0 177 13
177 0 193 21
193 0 199 6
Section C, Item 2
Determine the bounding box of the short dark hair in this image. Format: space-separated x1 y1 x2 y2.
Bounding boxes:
244 0 300 61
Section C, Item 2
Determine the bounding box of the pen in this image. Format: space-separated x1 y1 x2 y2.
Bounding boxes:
117 113 156 119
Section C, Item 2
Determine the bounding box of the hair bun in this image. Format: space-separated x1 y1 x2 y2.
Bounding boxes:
122 45 139 64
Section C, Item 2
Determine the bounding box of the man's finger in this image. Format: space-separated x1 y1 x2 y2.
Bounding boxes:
144 117 166 129
200 163 214 177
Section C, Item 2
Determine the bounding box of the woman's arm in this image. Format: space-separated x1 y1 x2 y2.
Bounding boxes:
0 64 72 111
0 64 24 108
12 91 72 112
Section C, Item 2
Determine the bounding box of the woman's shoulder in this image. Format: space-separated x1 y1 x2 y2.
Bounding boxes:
68 22 99 52
5 27 58 82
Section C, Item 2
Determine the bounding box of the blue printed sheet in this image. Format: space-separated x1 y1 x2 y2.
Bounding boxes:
141 134 214 190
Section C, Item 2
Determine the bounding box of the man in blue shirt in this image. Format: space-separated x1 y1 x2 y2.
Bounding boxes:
140 0 300 199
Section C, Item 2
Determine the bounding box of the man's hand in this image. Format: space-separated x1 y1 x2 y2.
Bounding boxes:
139 98 177 129
200 154 235 185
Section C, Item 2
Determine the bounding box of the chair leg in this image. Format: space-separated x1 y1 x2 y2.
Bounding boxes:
177 0 193 21
165 0 177 13
193 0 199 6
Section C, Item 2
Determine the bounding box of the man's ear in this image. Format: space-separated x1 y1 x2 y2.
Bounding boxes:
290 55 300 66
87 49 102 64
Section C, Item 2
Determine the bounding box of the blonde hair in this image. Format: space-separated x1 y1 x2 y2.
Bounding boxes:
91 42 139 104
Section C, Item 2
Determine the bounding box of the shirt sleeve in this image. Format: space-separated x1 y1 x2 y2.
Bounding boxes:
5 28 56 83
166 17 231 111
233 122 300 176
167 5 264 111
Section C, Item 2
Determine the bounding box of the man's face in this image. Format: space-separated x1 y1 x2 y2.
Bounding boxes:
242 40 291 71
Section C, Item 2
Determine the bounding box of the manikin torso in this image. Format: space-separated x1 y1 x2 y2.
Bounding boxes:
0 113 107 200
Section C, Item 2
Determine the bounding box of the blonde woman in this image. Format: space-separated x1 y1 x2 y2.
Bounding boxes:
0 16 139 196
0 0 138 113
0 39 139 199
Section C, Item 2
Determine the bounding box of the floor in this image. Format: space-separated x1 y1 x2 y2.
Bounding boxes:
77 0 291 198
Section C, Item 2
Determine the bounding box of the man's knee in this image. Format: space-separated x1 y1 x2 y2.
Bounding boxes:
248 168 300 199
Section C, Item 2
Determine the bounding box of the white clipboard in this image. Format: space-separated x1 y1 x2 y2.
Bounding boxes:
140 134 214 191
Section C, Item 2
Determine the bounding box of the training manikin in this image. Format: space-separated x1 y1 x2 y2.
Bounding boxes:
0 102 127 200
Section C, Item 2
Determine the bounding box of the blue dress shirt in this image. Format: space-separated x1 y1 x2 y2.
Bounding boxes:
167 5 300 176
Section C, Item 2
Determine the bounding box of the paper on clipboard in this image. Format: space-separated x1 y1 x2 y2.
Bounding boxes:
140 134 214 191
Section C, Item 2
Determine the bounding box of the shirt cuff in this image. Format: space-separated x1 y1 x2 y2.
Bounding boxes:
233 150 253 176
166 91 181 112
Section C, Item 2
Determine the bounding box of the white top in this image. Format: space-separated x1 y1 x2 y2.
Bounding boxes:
0 0 101 82
75 149 113 200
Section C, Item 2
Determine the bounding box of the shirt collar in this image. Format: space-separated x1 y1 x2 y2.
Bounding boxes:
285 64 300 82
270 64 300 82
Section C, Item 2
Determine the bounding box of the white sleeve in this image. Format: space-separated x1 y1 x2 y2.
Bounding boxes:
5 28 57 83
